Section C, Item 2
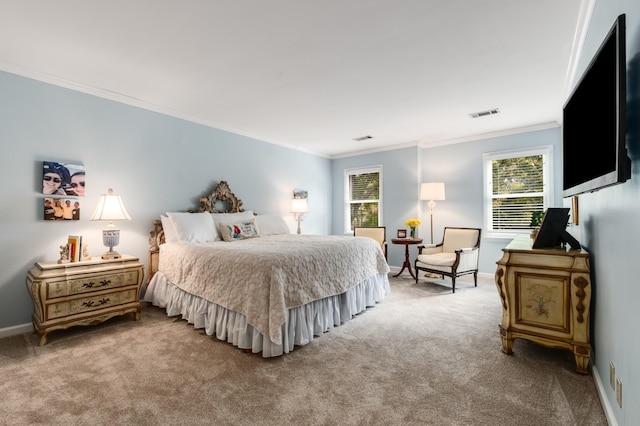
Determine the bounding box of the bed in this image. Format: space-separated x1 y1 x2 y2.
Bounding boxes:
143 181 390 357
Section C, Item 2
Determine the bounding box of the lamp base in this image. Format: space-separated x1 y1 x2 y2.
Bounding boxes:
101 251 122 260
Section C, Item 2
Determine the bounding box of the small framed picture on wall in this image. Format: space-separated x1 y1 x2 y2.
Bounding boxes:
44 198 81 221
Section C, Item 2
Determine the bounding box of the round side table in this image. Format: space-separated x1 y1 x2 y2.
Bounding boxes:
391 237 423 279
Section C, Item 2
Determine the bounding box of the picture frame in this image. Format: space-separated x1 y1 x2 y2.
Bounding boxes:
397 229 407 238
42 161 86 197
293 188 308 199
44 198 81 221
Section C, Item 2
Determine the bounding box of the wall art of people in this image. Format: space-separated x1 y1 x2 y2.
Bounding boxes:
42 161 86 197
44 198 81 221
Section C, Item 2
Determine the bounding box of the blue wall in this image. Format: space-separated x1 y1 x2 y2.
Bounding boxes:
0 70 331 329
332 146 420 267
419 127 563 273
331 129 564 273
567 1 640 424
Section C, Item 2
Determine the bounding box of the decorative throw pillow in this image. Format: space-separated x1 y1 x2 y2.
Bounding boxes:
211 211 254 239
218 218 260 241
254 214 290 235
166 212 217 243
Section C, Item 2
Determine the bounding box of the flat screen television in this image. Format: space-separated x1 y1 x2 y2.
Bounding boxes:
532 208 580 250
562 13 630 198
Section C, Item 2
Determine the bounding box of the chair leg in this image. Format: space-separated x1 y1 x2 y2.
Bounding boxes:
474 272 478 287
452 276 456 293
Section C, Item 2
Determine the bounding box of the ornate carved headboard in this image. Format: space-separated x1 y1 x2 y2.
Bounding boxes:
148 180 245 281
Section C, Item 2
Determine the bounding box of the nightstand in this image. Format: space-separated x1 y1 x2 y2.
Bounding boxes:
26 255 144 345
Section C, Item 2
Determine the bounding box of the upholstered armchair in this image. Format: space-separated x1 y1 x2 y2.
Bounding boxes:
354 226 387 260
414 227 481 293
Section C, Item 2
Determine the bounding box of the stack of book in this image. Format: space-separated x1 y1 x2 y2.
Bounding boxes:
67 235 83 262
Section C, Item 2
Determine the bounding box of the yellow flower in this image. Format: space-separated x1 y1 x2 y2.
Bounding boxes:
405 218 421 227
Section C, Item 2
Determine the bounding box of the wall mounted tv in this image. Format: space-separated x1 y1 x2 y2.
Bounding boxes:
562 13 631 198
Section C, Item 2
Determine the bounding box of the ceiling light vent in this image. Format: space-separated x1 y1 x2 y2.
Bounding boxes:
469 108 500 118
353 135 373 142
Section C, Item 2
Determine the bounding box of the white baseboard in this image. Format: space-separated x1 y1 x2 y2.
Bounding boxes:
592 365 618 426
0 322 33 339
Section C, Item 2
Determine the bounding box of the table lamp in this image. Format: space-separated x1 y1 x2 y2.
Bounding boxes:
290 197 308 235
90 188 131 259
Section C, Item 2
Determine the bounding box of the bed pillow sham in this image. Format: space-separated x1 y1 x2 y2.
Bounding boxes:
166 212 218 243
254 214 290 235
218 218 260 241
160 215 178 243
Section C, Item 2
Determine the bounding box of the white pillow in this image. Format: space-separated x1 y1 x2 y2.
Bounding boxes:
218 218 260 242
160 215 178 243
211 211 254 239
166 212 217 243
254 214 290 235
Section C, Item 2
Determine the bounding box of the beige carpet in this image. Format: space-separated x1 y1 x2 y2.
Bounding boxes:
0 274 607 426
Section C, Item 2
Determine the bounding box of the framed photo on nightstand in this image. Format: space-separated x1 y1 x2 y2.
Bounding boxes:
397 229 407 238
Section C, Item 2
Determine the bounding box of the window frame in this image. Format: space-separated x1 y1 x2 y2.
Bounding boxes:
344 165 383 233
482 146 554 240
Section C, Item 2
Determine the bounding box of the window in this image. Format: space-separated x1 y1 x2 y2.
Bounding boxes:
344 166 382 232
483 146 553 238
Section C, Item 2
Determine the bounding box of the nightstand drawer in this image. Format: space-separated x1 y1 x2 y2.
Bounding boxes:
46 288 138 319
45 268 142 298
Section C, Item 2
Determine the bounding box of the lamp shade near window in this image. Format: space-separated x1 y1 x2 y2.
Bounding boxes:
420 182 446 202
90 188 131 259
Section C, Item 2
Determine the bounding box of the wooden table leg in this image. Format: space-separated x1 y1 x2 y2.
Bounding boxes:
393 244 417 279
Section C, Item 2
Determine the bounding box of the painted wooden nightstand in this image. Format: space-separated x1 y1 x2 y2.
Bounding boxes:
26 255 144 345
495 235 591 374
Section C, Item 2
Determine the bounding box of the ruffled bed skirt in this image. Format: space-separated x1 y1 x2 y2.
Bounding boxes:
142 272 391 357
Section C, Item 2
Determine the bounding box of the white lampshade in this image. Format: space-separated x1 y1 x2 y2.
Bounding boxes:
90 188 131 259
291 197 308 235
420 182 446 201
290 198 309 214
90 188 131 221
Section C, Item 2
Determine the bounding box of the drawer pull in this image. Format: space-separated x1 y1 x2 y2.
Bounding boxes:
82 298 110 308
81 279 111 289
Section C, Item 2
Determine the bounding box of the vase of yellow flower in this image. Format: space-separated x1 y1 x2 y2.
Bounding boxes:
405 218 421 238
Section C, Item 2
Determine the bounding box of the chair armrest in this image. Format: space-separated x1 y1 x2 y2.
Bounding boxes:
455 247 477 253
454 247 480 272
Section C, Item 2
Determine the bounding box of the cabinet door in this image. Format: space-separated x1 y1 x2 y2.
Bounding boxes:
512 269 571 335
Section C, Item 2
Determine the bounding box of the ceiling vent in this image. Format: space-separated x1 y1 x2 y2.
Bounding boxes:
352 135 373 142
469 108 500 118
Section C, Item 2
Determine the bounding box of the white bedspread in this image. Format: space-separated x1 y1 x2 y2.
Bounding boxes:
158 234 389 345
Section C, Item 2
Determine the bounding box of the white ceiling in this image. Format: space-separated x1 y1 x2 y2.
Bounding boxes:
0 1 588 158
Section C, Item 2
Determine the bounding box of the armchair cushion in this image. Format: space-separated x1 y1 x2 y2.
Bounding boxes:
442 228 481 252
416 252 456 267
